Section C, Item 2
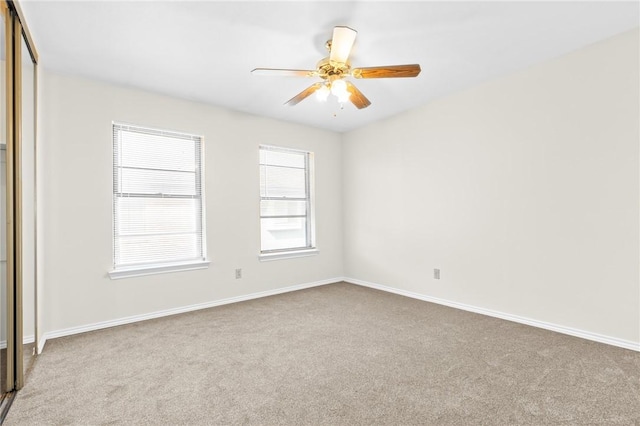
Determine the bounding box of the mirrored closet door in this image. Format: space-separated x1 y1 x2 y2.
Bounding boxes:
0 0 11 401
0 0 38 409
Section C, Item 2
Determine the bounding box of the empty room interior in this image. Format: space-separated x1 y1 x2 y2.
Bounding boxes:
0 0 638 424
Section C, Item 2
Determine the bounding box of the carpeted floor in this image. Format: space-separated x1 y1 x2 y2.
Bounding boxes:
5 282 640 425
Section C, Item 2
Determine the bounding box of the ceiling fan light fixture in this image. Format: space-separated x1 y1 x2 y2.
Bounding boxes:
330 79 347 96
315 84 330 102
330 79 351 103
252 26 420 110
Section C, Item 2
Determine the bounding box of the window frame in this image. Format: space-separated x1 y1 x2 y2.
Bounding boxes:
109 122 209 279
258 145 317 260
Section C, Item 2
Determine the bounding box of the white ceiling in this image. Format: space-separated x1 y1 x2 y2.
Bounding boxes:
20 1 640 133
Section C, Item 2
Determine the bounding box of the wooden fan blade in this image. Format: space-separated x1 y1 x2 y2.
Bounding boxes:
345 81 371 109
329 26 357 64
285 82 324 106
352 64 421 79
252 68 317 77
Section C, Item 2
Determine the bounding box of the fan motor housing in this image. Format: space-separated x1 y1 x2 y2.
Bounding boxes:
316 57 351 80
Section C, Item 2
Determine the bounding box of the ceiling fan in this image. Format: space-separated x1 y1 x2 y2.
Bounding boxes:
251 26 421 110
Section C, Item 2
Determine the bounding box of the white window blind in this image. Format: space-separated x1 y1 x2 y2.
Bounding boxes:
112 123 206 270
259 145 314 253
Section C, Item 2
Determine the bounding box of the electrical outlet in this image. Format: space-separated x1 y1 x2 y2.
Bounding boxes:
434 268 441 280
235 269 242 279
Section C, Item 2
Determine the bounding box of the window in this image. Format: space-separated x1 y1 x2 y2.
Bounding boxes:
259 145 316 259
110 123 208 279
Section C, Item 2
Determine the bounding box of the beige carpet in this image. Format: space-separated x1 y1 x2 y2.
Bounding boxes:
5 282 640 425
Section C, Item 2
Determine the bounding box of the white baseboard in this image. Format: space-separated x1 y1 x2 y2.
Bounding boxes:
37 276 639 353
42 277 341 343
344 277 640 352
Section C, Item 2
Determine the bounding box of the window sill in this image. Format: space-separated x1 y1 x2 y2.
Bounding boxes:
259 249 319 262
108 260 210 280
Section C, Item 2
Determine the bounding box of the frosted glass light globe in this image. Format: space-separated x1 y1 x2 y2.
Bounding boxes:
330 79 347 97
315 84 330 101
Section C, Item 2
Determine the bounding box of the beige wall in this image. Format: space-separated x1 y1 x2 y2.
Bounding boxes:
342 29 640 346
39 72 343 335
38 28 639 350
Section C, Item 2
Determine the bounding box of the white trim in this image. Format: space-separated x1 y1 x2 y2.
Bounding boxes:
259 249 319 262
345 277 640 352
41 277 341 343
39 277 638 354
37 334 47 354
108 260 210 280
259 144 309 155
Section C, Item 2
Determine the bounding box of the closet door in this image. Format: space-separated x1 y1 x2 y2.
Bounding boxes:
0 0 37 395
1 0 13 395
